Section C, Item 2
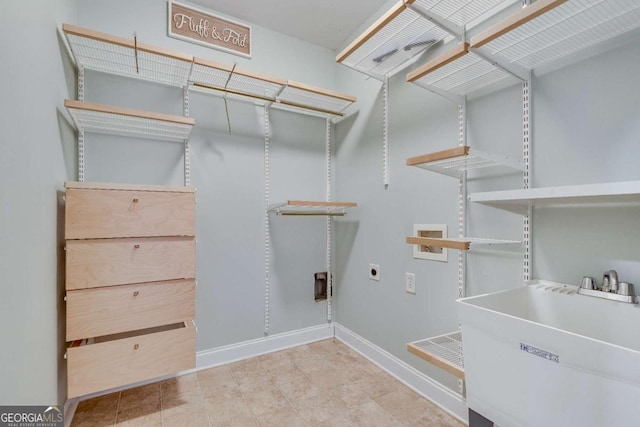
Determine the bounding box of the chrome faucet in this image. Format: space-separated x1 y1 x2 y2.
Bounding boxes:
578 270 636 304
601 270 619 293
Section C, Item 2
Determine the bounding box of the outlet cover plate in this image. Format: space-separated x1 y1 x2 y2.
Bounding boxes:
406 272 416 294
369 264 380 281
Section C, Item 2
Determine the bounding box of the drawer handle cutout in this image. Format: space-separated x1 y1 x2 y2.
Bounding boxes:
134 344 139 350
133 291 139 297
134 244 140 249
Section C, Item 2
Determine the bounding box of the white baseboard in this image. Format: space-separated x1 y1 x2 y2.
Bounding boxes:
334 323 468 424
63 323 333 426
64 323 467 426
63 398 78 427
195 323 334 368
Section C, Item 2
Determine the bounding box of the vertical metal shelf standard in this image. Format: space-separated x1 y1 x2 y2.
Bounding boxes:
263 135 357 330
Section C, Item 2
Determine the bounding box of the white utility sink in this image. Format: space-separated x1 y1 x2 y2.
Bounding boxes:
458 280 640 427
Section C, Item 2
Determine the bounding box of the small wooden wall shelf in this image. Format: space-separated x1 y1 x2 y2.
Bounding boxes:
406 146 524 178
269 200 357 216
406 236 521 251
407 331 465 379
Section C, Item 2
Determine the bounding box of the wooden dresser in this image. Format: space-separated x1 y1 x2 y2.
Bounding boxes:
64 182 196 398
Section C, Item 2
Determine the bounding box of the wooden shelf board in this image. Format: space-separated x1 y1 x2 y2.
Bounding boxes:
471 0 568 49
406 146 469 166
407 236 521 251
336 0 413 64
407 147 523 177
269 200 357 216
407 43 469 83
287 200 357 208
64 100 195 126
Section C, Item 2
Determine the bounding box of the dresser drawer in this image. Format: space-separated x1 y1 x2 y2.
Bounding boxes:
65 188 195 239
66 237 195 290
66 279 195 341
67 322 195 398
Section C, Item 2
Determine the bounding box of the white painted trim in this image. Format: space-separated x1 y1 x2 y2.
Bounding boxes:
334 323 468 424
64 323 333 425
63 398 78 427
196 323 334 368
64 323 467 426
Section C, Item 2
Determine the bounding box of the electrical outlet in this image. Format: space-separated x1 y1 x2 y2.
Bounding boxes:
369 264 380 281
406 272 416 294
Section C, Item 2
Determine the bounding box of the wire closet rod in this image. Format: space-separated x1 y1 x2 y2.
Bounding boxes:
191 83 346 117
277 212 346 216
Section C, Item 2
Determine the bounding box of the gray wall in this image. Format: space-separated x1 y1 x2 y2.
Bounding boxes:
0 0 77 405
75 0 339 352
334 38 640 393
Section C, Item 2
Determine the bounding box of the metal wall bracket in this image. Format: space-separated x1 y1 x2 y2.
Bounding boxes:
406 4 464 40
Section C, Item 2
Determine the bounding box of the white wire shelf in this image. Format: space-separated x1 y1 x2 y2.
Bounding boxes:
63 23 193 87
471 0 640 71
407 331 465 379
279 81 357 116
406 146 524 177
191 67 357 117
336 0 516 78
470 180 640 215
407 0 640 99
63 23 357 118
268 200 357 216
65 100 195 142
191 57 286 101
406 236 521 251
407 42 522 99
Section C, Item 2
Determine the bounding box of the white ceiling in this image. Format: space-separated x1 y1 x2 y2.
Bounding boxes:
189 0 389 50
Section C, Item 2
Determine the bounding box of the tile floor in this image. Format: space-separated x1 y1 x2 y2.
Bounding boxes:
71 339 464 427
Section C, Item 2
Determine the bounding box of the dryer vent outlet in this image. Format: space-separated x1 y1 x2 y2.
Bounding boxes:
314 272 331 301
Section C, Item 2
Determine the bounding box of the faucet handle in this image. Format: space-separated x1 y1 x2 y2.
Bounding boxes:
581 276 597 290
618 282 635 297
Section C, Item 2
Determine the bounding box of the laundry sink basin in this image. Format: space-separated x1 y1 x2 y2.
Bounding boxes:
458 280 640 427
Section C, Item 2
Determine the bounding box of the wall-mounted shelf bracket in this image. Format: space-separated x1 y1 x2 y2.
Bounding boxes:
469 47 531 81
405 3 464 40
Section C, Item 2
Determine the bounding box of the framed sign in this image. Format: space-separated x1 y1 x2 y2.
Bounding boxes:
167 1 251 58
